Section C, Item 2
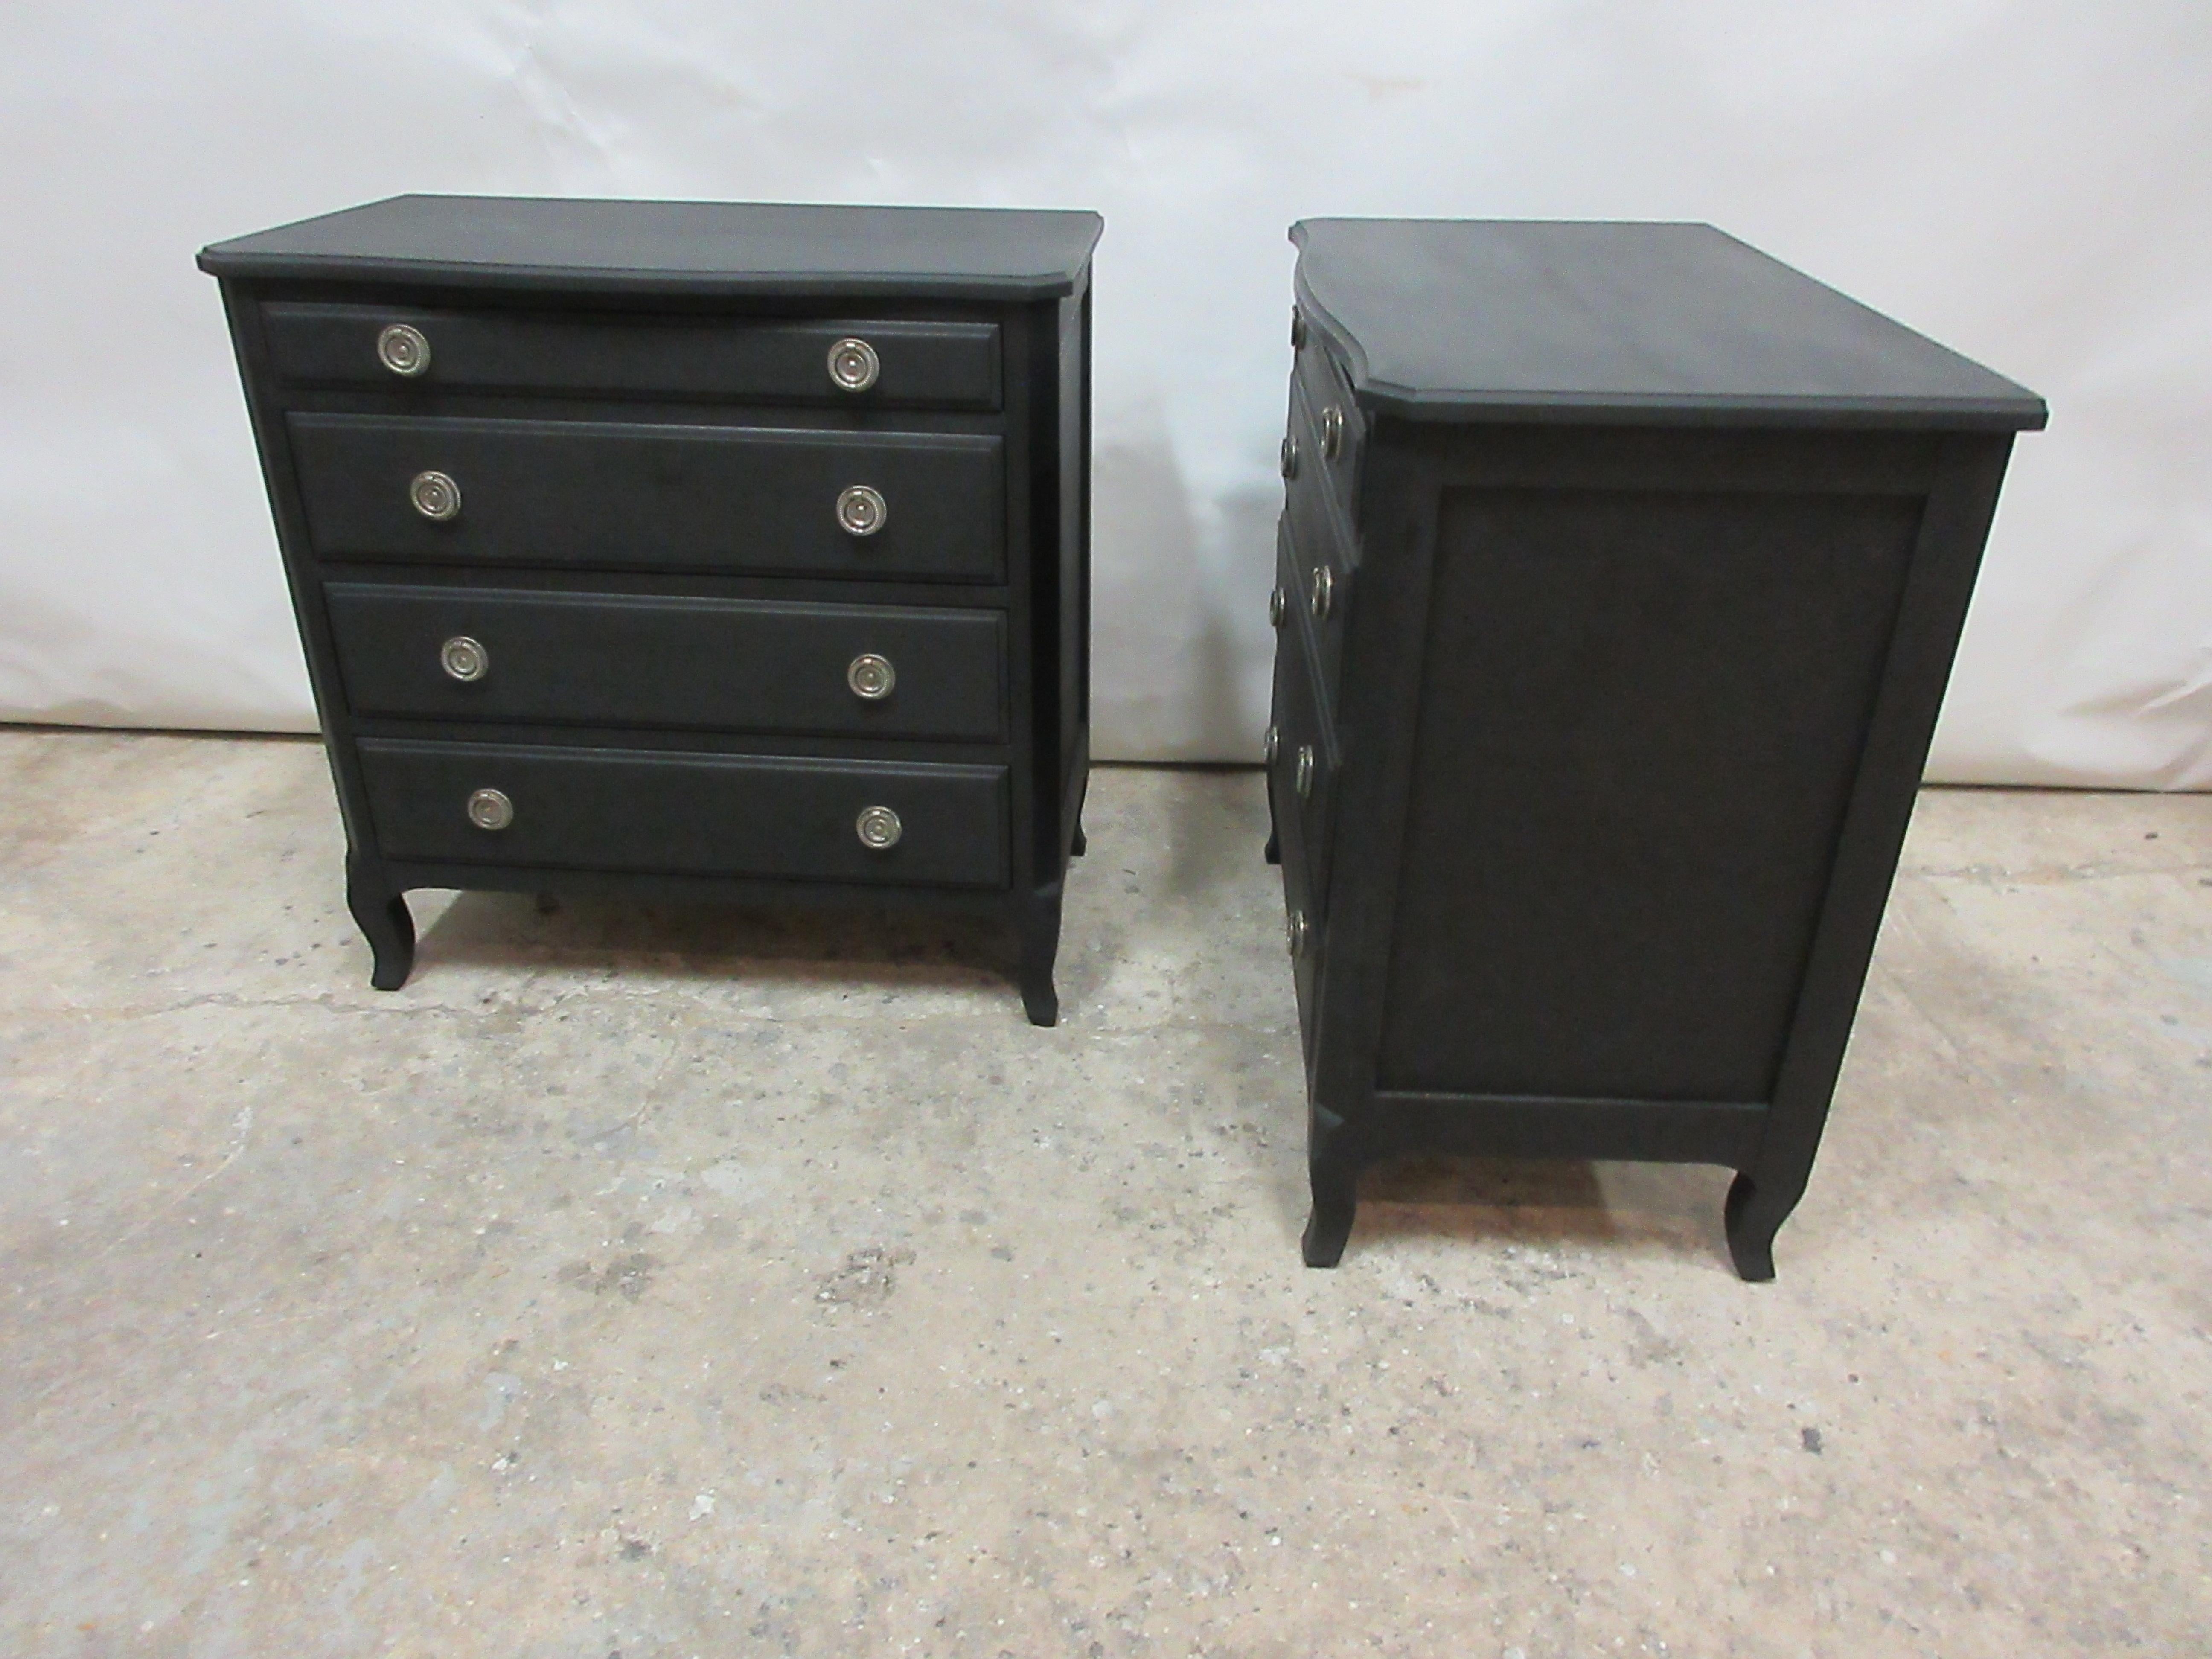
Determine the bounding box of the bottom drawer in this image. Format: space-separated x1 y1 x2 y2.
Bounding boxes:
1269 541 1339 904
358 739 1008 888
1278 780 1325 1070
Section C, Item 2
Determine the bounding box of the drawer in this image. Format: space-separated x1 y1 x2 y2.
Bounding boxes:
1272 507 1347 722
327 584 1005 741
263 304 1001 410
1286 346 1365 541
1285 377 1360 574
1267 546 1340 906
358 740 1008 888
289 414 1004 582
1272 733 1327 1070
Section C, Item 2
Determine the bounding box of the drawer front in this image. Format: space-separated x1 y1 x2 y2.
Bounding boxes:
1271 719 1326 1068
289 414 1005 582
327 584 1005 741
1288 344 1365 539
1285 378 1360 572
1267 537 1340 905
264 305 1002 410
1274 506 1347 721
358 740 1008 888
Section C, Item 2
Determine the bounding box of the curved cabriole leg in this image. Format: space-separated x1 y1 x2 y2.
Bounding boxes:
1017 881 1065 1028
1263 828 1281 866
1302 1109 1358 1266
1724 1172 1794 1282
345 856 415 992
1302 1156 1358 1268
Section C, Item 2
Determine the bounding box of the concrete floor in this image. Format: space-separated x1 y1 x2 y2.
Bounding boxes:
0 731 2207 1659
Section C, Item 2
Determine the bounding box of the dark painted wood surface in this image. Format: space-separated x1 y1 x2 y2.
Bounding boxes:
265 304 1003 408
201 195 1104 300
326 585 1006 740
1273 218 2042 1277
205 196 1095 1022
289 414 1006 581
358 739 1009 887
1290 219 2050 430
1378 484 1921 1103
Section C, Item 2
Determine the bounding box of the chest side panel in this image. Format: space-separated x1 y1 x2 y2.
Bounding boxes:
1377 480 1922 1103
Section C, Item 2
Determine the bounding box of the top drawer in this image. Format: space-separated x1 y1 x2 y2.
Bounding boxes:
261 304 1002 411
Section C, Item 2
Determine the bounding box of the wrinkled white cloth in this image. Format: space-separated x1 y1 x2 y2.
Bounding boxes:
0 0 2203 784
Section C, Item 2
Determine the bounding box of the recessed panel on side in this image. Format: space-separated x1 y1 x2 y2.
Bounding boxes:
1377 484 1923 1103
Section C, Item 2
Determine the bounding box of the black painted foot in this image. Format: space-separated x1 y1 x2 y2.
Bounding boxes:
1263 828 1280 865
1017 881 1065 1028
1724 1173 1785 1282
1301 1160 1358 1267
345 859 415 992
1068 765 1091 859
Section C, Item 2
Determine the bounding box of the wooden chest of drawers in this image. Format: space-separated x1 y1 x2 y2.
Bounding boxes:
1267 219 2046 1276
201 196 1101 1024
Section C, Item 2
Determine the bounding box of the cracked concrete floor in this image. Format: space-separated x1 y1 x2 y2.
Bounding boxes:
1 728 2209 1659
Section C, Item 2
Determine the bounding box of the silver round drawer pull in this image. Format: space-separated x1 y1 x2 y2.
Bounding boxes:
377 323 431 377
827 337 880 393
1269 585 1287 629
466 788 513 832
1309 563 1334 620
410 470 461 521
1280 434 1301 481
1263 722 1279 765
1290 307 1308 351
1295 744 1315 799
836 483 888 537
439 635 489 682
1321 405 1345 460
855 804 902 850
1286 908 1310 958
847 652 896 700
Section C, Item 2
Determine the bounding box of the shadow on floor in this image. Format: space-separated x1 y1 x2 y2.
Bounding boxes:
1345 1155 1736 1268
411 888 1020 996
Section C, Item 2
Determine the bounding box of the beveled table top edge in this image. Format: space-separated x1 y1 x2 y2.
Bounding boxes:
1289 218 2048 433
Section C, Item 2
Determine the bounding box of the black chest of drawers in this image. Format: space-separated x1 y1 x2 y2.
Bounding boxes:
201 195 1101 1025
1266 219 2046 1277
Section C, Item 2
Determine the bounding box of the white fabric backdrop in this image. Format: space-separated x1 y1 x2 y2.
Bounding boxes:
1 1 2205 784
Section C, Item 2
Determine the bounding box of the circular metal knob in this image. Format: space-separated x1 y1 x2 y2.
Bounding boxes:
847 652 896 700
1290 307 1308 351
1295 744 1315 799
439 635 488 682
1269 586 1287 629
1262 723 1279 765
1280 435 1301 481
1321 405 1345 460
377 323 431 377
1309 563 1334 620
410 470 461 521
1286 908 1310 958
836 484 888 537
466 788 513 832
827 337 880 393
855 804 902 850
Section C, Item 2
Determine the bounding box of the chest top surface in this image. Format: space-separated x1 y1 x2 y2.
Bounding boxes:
199 195 1104 300
1290 218 2046 431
